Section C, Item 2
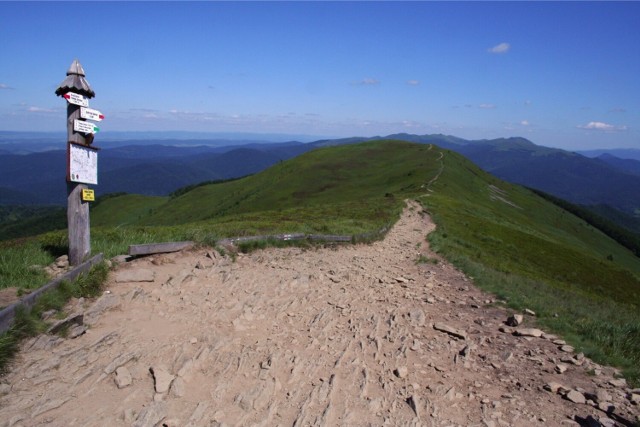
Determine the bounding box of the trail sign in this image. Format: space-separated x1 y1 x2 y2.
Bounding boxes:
81 189 95 202
73 119 100 134
69 143 98 185
63 92 89 107
80 107 104 121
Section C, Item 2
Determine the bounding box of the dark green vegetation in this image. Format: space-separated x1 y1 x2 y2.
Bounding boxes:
0 262 108 374
530 188 640 257
0 140 639 385
0 206 65 241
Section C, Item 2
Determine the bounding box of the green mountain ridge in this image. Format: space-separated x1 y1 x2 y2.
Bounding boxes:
3 140 640 383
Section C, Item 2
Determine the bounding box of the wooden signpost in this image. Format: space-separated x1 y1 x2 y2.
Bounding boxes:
55 59 102 266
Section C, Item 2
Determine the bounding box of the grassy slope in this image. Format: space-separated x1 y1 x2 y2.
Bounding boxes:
90 194 168 227
420 148 639 380
93 141 441 237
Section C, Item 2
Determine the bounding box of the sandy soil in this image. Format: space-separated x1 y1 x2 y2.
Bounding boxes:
0 200 638 426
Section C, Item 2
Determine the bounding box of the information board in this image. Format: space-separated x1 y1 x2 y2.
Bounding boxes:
68 143 98 185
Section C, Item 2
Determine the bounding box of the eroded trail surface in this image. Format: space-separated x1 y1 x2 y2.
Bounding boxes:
1 201 638 427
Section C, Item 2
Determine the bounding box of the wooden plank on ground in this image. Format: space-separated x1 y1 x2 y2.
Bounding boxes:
128 241 194 256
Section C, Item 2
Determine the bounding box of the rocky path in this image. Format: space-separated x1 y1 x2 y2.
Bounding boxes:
0 200 638 427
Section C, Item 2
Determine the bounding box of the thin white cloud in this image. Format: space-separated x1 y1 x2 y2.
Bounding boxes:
479 103 496 109
0 83 14 90
608 107 626 113
488 42 510 54
578 121 628 131
352 78 380 86
406 80 420 86
524 100 532 106
27 106 56 113
520 120 530 126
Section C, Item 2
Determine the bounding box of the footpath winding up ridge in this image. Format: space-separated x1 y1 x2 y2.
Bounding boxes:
0 201 638 426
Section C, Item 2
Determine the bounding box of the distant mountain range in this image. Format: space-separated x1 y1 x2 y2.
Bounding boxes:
578 148 640 162
0 141 310 205
1 132 639 233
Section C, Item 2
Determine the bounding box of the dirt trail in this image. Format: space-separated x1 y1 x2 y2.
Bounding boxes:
0 201 637 426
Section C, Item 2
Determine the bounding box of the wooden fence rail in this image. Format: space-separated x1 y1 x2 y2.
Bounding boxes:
0 253 103 334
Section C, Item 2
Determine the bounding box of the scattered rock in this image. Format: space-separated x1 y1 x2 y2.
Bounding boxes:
41 309 57 320
544 382 568 394
459 345 471 358
114 367 132 389
394 366 409 379
555 364 568 374
67 324 87 339
594 390 612 404
513 328 543 338
597 401 616 413
170 377 186 398
0 383 10 396
104 352 137 375
524 308 536 316
55 255 69 268
47 312 84 335
132 402 166 427
565 390 586 404
506 314 524 327
559 345 575 353
433 322 467 340
406 395 420 417
408 308 426 326
608 378 627 388
150 366 174 394
110 255 132 265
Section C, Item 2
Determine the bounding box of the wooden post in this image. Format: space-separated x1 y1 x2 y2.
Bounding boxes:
55 60 97 266
66 101 90 265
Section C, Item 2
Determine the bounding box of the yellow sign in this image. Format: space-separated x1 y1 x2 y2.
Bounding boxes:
81 189 95 202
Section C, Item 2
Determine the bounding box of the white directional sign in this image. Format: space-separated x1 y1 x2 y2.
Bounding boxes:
68 143 98 185
80 107 104 121
73 119 100 134
63 92 89 107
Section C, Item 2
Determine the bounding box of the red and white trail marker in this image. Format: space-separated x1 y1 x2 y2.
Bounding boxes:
63 92 89 107
80 106 104 121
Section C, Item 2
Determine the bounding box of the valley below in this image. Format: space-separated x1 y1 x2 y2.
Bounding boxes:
1 201 638 426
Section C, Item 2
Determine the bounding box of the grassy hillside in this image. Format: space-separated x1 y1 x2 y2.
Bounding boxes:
92 141 441 236
418 149 639 381
2 140 639 383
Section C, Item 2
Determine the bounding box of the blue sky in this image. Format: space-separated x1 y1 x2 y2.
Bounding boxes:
1 1 638 150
